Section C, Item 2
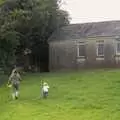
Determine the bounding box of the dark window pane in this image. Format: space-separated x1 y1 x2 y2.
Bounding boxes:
117 43 120 53
79 45 85 56
98 44 104 56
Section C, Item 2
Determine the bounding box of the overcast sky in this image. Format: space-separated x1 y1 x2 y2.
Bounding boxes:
61 0 120 24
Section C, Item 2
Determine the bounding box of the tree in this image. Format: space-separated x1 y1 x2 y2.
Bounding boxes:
0 0 70 72
0 8 20 72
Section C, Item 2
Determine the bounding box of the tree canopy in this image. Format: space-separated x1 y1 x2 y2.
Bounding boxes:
0 0 70 72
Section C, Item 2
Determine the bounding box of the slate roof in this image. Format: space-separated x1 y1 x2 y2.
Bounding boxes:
49 20 120 41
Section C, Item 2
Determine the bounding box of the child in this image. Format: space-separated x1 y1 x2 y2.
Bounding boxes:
42 82 50 98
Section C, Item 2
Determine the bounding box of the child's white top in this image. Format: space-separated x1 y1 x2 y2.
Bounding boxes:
43 85 49 92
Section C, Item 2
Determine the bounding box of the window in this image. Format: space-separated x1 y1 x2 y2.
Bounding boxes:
77 42 86 57
96 40 104 56
116 40 120 55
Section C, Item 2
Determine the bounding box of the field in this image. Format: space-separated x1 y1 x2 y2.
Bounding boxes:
0 69 120 120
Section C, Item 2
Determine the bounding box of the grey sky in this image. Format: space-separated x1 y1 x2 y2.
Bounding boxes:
61 0 120 23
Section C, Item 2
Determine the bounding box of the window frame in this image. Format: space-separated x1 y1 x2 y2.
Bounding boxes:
115 40 120 55
77 42 86 58
96 40 104 57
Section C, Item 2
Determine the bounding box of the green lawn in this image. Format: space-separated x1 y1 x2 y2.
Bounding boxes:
0 69 120 120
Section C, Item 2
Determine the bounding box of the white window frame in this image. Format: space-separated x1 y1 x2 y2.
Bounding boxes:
96 41 104 57
115 40 120 55
77 42 85 58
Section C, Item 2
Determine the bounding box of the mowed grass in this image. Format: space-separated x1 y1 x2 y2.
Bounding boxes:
0 69 120 120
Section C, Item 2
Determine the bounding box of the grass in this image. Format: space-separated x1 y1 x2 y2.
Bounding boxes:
0 69 120 119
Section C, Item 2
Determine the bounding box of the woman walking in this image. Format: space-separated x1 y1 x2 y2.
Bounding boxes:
8 69 22 100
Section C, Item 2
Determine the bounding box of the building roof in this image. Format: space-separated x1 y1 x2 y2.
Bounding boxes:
49 20 120 41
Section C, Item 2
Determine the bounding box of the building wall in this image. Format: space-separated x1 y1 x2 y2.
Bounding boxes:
49 36 120 71
76 37 115 68
49 40 77 71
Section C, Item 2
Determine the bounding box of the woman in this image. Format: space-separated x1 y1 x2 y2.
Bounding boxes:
8 69 22 100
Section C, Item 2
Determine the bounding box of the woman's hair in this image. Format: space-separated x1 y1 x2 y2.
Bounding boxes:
14 71 17 73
